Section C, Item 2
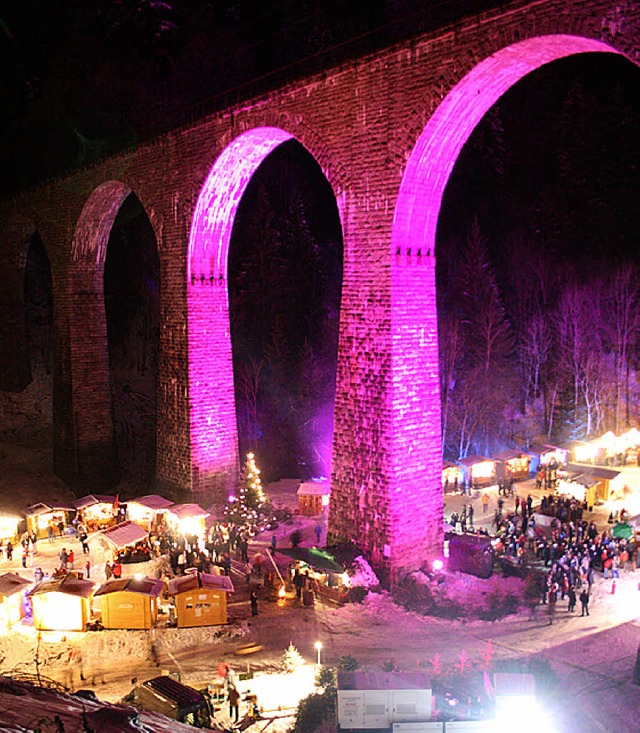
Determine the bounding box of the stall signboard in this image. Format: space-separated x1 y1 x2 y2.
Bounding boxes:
337 673 432 730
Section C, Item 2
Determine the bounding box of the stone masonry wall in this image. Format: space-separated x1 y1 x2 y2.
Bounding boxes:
0 0 637 574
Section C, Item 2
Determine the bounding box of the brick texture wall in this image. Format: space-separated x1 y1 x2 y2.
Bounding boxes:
0 0 638 576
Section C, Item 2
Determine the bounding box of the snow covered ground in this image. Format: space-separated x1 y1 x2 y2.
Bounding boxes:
0 440 639 731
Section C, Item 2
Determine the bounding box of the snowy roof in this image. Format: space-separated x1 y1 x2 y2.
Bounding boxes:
0 675 203 732
0 572 31 597
494 449 529 462
23 502 75 517
166 503 210 520
94 577 165 598
29 574 95 599
167 571 234 596
566 463 621 481
90 521 149 549
72 494 117 510
458 455 495 467
128 494 174 510
297 480 331 496
338 671 431 690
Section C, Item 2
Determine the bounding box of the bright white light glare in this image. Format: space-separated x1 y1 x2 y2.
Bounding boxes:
432 559 444 571
314 641 323 651
495 697 558 733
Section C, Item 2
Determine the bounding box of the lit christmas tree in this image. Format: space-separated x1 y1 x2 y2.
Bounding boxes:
224 452 268 530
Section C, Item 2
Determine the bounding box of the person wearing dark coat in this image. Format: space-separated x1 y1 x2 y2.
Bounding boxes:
580 589 590 616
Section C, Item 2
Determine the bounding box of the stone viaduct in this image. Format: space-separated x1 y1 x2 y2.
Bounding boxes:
1 0 638 579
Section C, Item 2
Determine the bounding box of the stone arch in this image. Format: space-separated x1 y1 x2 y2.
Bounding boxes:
187 125 343 500
385 35 635 570
69 180 161 491
392 35 630 257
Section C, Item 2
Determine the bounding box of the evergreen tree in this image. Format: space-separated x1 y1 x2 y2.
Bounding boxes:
224 453 268 530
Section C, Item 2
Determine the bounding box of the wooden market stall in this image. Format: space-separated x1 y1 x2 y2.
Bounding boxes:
494 450 532 481
23 502 76 540
164 504 210 540
126 495 174 532
0 573 31 629
566 464 623 505
87 521 151 568
442 462 462 493
94 577 165 629
167 572 234 627
0 514 23 544
457 456 497 489
525 443 568 474
71 494 117 531
297 479 331 516
28 574 95 631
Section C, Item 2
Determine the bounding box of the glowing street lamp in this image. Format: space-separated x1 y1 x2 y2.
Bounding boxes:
314 641 323 667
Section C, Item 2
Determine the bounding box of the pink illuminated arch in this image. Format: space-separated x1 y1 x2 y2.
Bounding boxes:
187 127 310 498
188 127 294 282
392 34 625 256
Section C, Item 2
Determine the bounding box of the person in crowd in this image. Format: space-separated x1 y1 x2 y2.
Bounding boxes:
59 547 68 570
228 685 241 723
112 559 122 579
250 589 259 616
580 588 590 616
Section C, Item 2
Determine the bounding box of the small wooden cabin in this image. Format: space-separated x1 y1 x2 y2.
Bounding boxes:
167 572 234 628
0 573 31 629
23 503 75 540
165 504 210 540
494 450 532 481
0 515 23 544
87 521 150 566
72 494 117 531
94 577 165 630
566 463 624 505
29 574 95 631
457 456 496 489
127 495 174 532
297 479 330 516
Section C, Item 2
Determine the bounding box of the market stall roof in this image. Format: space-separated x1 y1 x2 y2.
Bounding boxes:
94 577 165 598
297 480 330 496
23 502 75 517
91 521 148 549
72 494 117 510
338 671 432 691
28 574 95 599
566 464 621 481
127 495 174 511
165 503 210 520
167 571 234 596
494 449 528 462
275 546 345 573
458 455 495 466
0 573 31 597
564 472 599 488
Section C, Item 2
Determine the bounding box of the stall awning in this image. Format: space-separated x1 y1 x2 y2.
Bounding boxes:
275 547 345 573
610 522 634 539
94 577 165 598
91 521 148 549
0 573 31 598
72 495 116 510
166 503 210 520
167 572 234 596
23 502 75 517
128 495 174 511
29 574 95 599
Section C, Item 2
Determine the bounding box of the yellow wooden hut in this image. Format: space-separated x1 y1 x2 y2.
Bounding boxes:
0 573 31 629
457 456 497 489
297 479 331 516
94 577 165 630
167 572 234 628
28 574 95 631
